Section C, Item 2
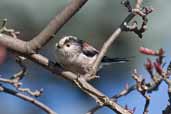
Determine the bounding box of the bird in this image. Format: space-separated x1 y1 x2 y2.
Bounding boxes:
54 35 129 76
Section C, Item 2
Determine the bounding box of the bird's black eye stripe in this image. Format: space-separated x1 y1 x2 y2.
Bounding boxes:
64 37 78 45
69 38 77 42
64 39 70 45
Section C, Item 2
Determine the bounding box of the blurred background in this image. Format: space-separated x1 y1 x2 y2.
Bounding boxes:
0 0 171 114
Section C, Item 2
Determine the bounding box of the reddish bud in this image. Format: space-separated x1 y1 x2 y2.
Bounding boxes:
145 58 153 71
0 44 7 64
154 62 163 75
139 47 156 55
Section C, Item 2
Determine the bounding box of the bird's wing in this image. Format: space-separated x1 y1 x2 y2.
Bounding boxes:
80 40 130 63
81 41 99 57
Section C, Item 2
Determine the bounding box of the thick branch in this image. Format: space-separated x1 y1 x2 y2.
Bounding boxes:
87 85 136 114
28 0 88 51
74 77 131 114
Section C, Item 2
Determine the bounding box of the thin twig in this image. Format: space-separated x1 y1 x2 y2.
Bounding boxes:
0 85 56 114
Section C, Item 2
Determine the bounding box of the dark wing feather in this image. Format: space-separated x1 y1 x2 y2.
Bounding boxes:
79 40 130 63
80 40 99 57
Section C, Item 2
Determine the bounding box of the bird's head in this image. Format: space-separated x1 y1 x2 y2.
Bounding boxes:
55 36 82 57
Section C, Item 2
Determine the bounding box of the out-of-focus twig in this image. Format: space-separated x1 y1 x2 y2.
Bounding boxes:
0 85 56 114
0 56 43 97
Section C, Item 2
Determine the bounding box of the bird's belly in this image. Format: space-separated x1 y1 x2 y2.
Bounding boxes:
57 54 93 75
63 62 88 75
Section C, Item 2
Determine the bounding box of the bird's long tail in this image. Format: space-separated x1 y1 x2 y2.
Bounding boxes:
97 56 133 71
101 56 132 63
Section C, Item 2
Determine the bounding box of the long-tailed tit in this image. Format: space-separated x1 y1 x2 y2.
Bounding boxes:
55 36 129 75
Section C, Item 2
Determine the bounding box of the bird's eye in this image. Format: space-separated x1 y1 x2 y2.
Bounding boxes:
66 44 70 47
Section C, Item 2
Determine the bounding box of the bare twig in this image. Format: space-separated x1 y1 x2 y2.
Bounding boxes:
18 88 43 97
132 70 151 114
0 18 20 38
0 77 22 87
0 57 43 97
142 95 150 114
0 85 56 114
124 7 153 38
0 56 26 88
10 56 26 84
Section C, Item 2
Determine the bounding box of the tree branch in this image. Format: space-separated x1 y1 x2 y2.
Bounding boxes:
86 84 136 114
0 85 56 114
74 77 131 114
28 0 88 52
